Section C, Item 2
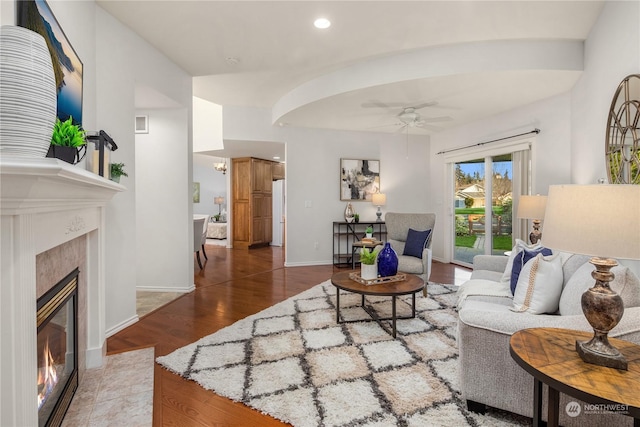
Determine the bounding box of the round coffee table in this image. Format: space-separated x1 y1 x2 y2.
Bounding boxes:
330 270 424 338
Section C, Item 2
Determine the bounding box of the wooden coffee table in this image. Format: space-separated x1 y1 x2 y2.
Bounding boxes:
510 327 640 427
330 270 424 338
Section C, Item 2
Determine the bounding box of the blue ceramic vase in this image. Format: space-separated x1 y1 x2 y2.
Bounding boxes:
377 242 398 277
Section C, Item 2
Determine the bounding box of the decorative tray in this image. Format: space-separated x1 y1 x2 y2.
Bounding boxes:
349 272 407 286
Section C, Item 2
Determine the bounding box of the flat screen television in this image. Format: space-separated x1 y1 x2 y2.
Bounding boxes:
17 0 83 127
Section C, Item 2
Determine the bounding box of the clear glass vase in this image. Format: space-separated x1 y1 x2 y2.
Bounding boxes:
344 202 355 222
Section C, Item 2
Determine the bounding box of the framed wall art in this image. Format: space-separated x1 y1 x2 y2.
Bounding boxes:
17 0 84 126
193 182 200 203
340 159 380 201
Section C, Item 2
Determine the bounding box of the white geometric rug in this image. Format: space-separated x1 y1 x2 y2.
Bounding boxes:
156 280 528 426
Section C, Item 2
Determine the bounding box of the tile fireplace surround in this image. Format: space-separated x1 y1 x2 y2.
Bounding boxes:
0 157 123 426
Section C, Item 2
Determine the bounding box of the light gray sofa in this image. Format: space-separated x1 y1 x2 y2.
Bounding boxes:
457 253 640 426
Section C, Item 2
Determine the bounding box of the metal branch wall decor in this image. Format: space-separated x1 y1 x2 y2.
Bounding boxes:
606 74 640 184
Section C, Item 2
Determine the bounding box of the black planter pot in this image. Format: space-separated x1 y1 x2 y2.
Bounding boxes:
46 145 86 164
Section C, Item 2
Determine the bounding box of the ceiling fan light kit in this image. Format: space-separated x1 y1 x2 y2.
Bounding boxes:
362 101 452 132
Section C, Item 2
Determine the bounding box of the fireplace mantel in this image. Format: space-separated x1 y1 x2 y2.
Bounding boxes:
1 157 124 215
1 157 123 427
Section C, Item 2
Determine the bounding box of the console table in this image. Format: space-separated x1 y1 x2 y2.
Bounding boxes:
510 327 640 427
332 221 386 267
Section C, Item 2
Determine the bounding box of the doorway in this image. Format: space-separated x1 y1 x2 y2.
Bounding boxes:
272 179 285 247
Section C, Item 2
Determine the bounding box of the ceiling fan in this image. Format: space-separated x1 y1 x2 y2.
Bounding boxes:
362 100 453 131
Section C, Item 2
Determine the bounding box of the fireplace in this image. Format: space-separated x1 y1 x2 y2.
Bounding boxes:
1 158 123 426
37 269 79 427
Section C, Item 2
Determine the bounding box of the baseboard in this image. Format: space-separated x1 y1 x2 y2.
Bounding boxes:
433 256 447 263
284 260 333 267
106 314 138 338
136 284 195 293
85 343 106 369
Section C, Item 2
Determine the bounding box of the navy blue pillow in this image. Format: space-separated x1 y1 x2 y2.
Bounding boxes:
510 247 553 294
403 228 432 258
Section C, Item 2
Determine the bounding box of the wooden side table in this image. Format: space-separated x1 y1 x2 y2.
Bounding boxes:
510 327 640 427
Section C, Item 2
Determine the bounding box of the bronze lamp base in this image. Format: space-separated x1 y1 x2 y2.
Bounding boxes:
529 219 542 245
576 257 628 370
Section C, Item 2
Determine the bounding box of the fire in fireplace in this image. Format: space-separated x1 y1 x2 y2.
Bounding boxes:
36 269 79 427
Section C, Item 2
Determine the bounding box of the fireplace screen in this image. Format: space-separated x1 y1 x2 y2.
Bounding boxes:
37 269 79 427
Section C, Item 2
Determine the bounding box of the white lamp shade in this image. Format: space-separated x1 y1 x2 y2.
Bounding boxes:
214 197 224 204
372 193 386 206
542 185 640 260
517 195 547 220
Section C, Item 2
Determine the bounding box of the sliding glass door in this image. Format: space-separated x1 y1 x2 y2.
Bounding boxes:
453 154 514 266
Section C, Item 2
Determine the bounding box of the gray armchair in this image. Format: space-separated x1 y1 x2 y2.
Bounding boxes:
384 212 436 290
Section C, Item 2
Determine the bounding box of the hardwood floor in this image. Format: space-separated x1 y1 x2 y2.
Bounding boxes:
107 245 470 426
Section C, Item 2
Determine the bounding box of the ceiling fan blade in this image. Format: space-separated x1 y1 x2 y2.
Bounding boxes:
394 124 409 133
420 116 453 123
411 101 438 110
366 123 400 129
361 100 399 109
419 123 443 131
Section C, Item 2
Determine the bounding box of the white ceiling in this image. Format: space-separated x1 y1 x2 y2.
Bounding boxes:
100 0 604 147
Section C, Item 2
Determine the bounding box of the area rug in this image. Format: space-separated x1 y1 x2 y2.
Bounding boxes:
157 280 528 426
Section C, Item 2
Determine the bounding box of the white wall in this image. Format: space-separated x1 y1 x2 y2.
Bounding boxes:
428 93 572 263
428 1 639 265
136 108 191 292
222 105 431 266
570 0 640 184
193 96 223 152
2 1 193 335
95 6 193 334
571 0 640 277
193 153 227 217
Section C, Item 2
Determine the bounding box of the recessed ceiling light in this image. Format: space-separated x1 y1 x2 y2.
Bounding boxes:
225 56 240 65
273 156 281 160
314 18 331 29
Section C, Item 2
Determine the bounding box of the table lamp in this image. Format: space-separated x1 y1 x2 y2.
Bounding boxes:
516 195 547 244
372 192 386 222
214 197 224 215
542 184 640 370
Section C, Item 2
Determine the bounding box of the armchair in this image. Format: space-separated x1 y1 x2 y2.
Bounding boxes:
384 212 436 291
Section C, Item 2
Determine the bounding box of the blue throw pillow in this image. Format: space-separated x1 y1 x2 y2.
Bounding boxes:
510 247 553 294
403 228 432 258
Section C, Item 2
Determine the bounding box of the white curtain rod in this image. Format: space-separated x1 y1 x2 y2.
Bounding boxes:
436 128 540 155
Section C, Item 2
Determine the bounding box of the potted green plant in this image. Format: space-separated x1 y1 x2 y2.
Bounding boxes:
47 117 86 164
359 247 379 280
354 213 360 223
365 225 374 238
110 162 128 183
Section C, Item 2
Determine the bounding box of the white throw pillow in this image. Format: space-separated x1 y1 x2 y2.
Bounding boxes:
559 262 640 316
499 239 544 288
511 253 564 314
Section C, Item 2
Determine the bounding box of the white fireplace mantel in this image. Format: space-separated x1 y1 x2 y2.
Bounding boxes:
1 157 123 427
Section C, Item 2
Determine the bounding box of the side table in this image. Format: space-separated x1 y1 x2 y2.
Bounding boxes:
510 327 640 427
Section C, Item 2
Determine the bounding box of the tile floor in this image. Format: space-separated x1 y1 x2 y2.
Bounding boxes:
136 240 225 318
136 291 182 318
62 347 154 427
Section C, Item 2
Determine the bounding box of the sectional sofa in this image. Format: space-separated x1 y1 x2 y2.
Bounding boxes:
456 251 640 426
